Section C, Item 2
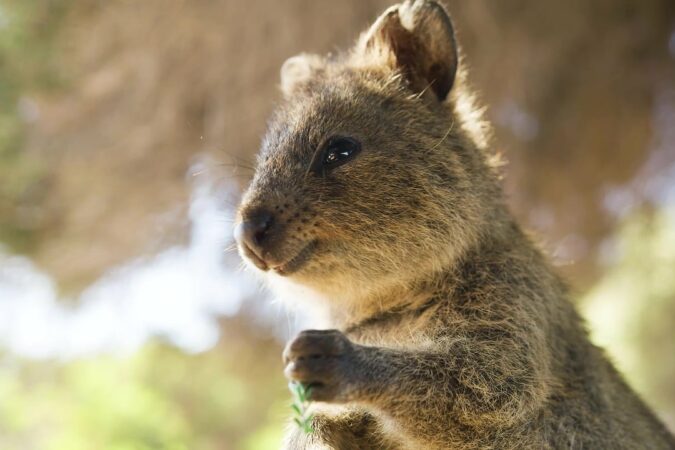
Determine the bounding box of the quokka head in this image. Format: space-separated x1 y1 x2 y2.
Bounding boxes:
235 0 503 302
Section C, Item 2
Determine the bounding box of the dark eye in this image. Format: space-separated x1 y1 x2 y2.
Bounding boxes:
312 136 361 174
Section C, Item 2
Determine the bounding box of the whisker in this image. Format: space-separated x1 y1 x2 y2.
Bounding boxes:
428 120 455 152
223 243 238 253
408 78 436 100
217 151 257 170
215 162 256 172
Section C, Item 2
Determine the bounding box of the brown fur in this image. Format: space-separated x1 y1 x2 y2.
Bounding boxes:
234 1 675 448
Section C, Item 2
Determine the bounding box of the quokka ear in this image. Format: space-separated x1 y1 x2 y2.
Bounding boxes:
279 53 323 97
358 0 458 102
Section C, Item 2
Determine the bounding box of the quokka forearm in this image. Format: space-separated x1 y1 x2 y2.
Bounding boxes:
283 329 547 436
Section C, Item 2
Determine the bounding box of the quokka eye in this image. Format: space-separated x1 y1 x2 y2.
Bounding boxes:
312 136 361 174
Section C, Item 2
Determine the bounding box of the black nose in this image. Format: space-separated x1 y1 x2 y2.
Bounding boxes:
234 209 274 257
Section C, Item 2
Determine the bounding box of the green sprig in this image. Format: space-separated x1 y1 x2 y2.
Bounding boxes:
289 382 314 434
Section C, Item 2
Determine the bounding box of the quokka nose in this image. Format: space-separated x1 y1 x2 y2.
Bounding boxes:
234 209 274 257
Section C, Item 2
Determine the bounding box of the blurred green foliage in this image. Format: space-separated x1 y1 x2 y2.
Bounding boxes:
0 338 288 450
583 207 675 417
0 0 69 251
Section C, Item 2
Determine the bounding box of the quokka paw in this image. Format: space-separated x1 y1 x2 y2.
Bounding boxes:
283 329 359 402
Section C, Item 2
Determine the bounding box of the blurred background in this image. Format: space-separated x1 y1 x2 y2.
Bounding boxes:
0 0 674 448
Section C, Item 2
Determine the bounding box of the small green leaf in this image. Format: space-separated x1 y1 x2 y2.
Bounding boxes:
295 383 307 402
304 414 315 433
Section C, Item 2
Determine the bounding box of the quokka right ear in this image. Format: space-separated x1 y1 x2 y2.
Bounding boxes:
356 0 458 102
279 53 323 97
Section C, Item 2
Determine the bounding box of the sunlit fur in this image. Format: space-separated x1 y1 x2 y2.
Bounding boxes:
236 1 675 448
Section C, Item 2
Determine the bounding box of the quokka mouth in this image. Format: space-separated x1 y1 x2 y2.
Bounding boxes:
239 242 269 271
272 240 318 276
